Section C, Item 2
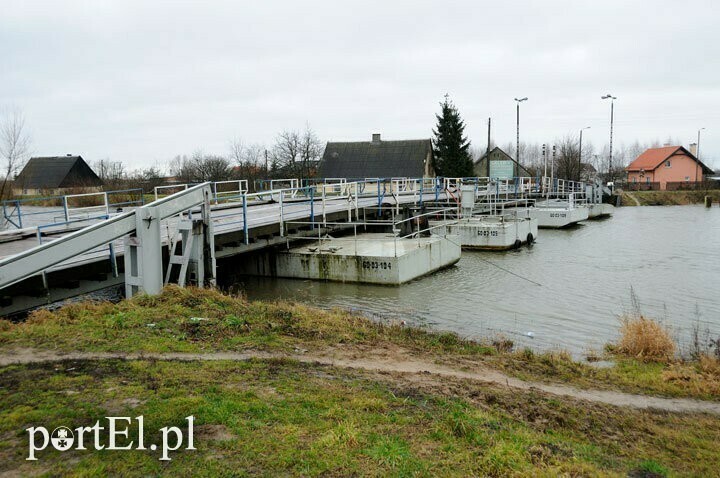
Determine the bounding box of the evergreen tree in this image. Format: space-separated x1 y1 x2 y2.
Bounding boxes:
432 95 473 177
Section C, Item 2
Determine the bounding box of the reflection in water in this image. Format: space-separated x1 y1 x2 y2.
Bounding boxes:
237 206 720 355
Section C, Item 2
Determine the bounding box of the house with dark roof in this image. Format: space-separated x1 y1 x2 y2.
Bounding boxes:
14 155 103 195
473 146 531 179
625 146 713 190
318 134 433 179
580 162 598 182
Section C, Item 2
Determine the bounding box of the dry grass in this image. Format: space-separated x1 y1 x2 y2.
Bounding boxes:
616 315 676 362
699 354 720 377
662 355 720 397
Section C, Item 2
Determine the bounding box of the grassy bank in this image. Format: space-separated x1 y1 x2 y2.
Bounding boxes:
4 358 720 477
1 287 719 476
1 287 718 401
621 189 720 206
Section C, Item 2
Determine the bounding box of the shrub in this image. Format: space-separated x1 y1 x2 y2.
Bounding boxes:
616 315 676 362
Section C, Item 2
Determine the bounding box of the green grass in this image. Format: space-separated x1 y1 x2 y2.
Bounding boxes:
2 358 718 477
1 286 718 401
621 189 720 206
0 286 497 356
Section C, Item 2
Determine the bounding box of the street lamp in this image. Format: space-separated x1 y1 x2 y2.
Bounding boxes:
578 126 591 181
601 94 617 181
696 127 706 183
514 97 528 168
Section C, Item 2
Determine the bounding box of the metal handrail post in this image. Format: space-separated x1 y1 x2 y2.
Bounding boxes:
108 241 118 277
17 200 23 228
322 185 327 225
310 186 315 225
279 190 284 237
63 196 69 222
354 182 359 220
376 179 381 209
242 193 249 245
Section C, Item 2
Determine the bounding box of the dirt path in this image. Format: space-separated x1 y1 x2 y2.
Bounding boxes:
2 346 719 415
624 192 641 206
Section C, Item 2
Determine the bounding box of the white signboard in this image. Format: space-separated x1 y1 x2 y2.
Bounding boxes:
489 160 514 179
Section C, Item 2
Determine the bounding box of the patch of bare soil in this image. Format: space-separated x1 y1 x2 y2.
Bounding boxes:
2 346 720 415
194 424 235 442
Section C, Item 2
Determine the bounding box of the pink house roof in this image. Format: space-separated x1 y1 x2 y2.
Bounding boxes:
626 146 713 174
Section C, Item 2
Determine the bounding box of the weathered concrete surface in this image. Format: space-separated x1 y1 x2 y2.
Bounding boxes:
587 203 615 219
532 202 589 228
237 233 461 284
430 216 538 250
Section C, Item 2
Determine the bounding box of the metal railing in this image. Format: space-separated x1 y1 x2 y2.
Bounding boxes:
1 188 144 230
284 206 458 257
2 175 594 243
0 183 214 292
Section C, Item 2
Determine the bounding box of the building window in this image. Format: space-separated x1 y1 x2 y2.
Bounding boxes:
665 160 671 167
633 177 637 183
646 177 650 184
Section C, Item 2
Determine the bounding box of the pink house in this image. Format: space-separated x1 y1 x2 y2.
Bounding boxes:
625 146 713 190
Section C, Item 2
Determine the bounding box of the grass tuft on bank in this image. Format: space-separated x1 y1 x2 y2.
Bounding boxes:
616 315 676 363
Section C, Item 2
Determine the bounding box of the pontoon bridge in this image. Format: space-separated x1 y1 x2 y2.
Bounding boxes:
0 176 612 317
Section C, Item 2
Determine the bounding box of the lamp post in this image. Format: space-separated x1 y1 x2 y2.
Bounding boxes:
578 126 591 182
601 94 617 182
514 97 528 168
696 127 705 183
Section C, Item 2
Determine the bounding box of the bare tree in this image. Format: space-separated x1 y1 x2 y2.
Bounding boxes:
299 126 323 178
92 158 126 189
272 130 301 176
0 107 31 198
228 139 265 185
192 150 231 182
272 125 323 179
554 134 583 181
127 167 164 192
228 139 245 165
169 154 196 183
243 143 265 168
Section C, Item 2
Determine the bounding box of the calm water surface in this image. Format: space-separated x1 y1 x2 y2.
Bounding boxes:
238 206 720 355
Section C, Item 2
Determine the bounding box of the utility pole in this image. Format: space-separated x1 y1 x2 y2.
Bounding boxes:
514 97 528 168
487 117 492 155
542 144 547 198
264 149 269 176
579 126 591 182
601 94 617 182
696 127 705 183
551 145 556 194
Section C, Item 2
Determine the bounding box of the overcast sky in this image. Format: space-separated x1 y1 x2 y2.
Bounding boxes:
2 0 719 171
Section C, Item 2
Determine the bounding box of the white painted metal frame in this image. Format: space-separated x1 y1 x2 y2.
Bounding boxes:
0 183 215 294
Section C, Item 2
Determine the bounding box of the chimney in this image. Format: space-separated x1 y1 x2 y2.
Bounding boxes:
371 133 381 144
689 142 698 157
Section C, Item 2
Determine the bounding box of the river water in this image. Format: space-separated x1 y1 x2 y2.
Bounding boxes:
238 205 720 355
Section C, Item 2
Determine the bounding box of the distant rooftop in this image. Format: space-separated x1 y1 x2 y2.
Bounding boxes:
15 155 103 189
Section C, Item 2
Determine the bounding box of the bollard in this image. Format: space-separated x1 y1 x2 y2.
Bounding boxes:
705 196 712 208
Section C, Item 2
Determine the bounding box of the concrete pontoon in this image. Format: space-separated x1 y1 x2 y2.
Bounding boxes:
430 184 538 249
430 214 538 250
532 199 589 228
238 232 461 285
587 202 615 219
